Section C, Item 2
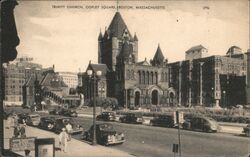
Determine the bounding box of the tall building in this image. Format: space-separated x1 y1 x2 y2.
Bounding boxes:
57 72 78 89
3 56 43 106
80 12 247 108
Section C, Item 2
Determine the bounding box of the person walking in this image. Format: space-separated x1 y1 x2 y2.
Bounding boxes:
19 124 26 138
66 123 72 141
13 125 20 138
59 128 69 153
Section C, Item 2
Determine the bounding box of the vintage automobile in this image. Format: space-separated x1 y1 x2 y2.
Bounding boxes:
52 117 83 134
17 113 29 124
242 124 250 136
26 114 41 126
82 123 125 146
119 113 144 124
96 112 116 121
59 108 78 117
49 108 78 117
149 114 176 128
182 116 219 133
38 116 56 131
49 108 62 115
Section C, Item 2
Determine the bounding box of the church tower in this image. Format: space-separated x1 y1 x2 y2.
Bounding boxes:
98 12 138 71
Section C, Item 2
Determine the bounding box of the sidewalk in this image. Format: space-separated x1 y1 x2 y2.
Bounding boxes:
4 120 133 157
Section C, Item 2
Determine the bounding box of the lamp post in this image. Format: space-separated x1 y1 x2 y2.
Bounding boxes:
211 87 214 107
98 85 105 112
200 62 204 106
87 69 102 145
222 90 226 107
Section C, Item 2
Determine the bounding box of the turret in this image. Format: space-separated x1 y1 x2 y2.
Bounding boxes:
151 44 165 66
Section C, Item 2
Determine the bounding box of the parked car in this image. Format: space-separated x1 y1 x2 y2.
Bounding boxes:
49 108 61 115
96 112 116 121
26 114 41 126
119 113 144 124
39 116 56 131
242 124 250 136
59 108 78 117
82 123 125 146
17 113 29 124
150 114 176 128
182 116 219 133
53 117 83 134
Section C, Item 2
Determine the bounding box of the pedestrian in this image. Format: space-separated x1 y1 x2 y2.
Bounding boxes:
24 149 31 157
13 125 20 138
65 123 72 141
19 124 26 138
59 128 69 153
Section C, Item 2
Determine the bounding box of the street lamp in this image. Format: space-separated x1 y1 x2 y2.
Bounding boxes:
200 62 204 106
223 90 226 108
87 69 102 145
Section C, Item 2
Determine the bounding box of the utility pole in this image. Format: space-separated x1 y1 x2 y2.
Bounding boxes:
176 111 182 157
200 62 204 106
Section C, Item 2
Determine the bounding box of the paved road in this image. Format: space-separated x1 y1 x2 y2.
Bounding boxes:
71 116 250 157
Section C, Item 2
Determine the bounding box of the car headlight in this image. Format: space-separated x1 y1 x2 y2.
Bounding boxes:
120 133 124 138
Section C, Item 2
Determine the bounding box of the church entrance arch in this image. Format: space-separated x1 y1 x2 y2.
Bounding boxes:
135 91 140 106
151 90 158 105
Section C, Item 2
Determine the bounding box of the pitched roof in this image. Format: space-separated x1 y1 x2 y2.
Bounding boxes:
87 63 109 76
24 74 44 87
153 45 165 62
186 45 206 52
136 58 150 66
108 12 132 39
40 72 68 88
98 31 103 41
133 33 138 41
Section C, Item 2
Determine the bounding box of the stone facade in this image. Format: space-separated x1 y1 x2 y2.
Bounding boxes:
80 12 247 108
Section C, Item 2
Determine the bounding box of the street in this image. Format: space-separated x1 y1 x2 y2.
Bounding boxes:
71 116 250 157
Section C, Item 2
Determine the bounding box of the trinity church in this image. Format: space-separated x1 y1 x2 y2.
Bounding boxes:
79 12 247 108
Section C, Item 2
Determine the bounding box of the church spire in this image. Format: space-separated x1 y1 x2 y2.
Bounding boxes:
107 12 132 39
151 44 165 66
98 29 103 41
134 33 138 41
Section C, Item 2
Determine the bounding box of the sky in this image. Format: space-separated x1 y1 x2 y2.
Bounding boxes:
15 0 249 72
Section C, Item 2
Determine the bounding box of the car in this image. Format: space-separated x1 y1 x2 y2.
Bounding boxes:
52 117 83 134
17 113 29 124
182 116 219 133
38 116 56 131
119 113 144 124
96 112 116 121
49 108 61 115
59 108 78 117
242 124 250 136
149 114 176 128
26 114 41 126
82 123 125 146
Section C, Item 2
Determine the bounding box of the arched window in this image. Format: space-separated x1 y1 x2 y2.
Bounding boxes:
151 72 154 84
155 72 158 84
138 71 141 84
142 71 145 84
147 71 150 85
